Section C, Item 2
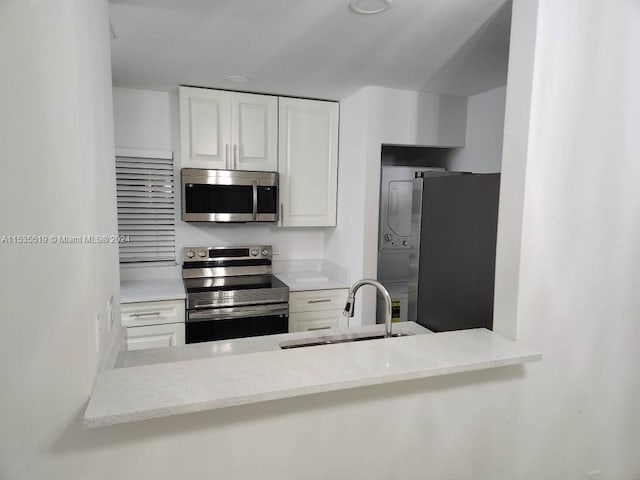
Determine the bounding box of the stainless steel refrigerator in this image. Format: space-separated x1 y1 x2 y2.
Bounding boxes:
408 172 500 331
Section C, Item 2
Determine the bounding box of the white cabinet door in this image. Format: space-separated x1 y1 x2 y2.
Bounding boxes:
278 98 339 227
126 323 186 351
179 86 232 169
231 92 278 171
179 87 278 171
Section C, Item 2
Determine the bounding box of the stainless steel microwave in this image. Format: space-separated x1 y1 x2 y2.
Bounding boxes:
181 169 279 222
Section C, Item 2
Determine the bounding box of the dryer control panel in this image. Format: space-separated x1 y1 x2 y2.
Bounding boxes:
379 166 443 250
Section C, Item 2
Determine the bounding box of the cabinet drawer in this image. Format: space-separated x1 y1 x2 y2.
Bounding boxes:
125 323 185 351
289 289 349 313
121 300 185 327
289 309 349 333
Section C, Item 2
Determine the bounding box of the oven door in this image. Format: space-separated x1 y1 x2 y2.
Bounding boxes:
186 303 288 343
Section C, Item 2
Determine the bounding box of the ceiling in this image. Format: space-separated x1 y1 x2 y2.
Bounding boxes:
109 0 511 100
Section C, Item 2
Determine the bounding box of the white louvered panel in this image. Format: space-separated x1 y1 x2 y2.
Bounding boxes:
119 220 174 224
117 204 174 210
117 188 174 194
119 247 175 254
116 161 172 169
119 253 174 259
117 187 173 192
116 155 175 264
120 226 173 232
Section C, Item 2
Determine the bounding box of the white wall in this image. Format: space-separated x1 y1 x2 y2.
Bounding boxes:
3 1 640 479
449 85 507 173
500 0 640 477
113 87 172 152
371 87 468 147
492 0 540 339
112 87 326 281
324 88 371 324
0 0 120 478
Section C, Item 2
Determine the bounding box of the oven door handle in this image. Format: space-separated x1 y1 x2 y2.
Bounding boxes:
187 304 289 323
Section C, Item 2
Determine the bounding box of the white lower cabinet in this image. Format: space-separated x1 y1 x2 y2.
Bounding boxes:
125 323 186 351
289 310 348 333
288 289 349 333
121 299 185 351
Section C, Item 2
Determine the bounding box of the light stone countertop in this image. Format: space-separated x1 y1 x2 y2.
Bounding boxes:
84 326 541 428
118 259 349 301
120 279 185 303
274 273 349 291
273 259 350 291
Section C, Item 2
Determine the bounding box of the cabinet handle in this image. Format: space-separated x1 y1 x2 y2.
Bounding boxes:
131 311 162 318
225 144 230 169
280 203 283 224
234 144 238 169
308 299 331 304
308 326 331 331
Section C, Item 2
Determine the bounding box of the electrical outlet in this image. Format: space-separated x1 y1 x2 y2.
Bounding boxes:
107 295 116 333
587 470 601 480
95 312 101 354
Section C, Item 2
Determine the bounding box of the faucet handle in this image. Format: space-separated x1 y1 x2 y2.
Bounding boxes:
343 296 355 317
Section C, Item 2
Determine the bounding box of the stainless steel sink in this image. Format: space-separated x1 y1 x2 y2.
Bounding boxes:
279 330 414 349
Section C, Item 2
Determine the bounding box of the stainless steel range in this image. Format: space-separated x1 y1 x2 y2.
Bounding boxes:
182 245 289 344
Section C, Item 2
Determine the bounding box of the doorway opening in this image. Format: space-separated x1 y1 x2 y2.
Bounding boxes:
375 98 506 328
376 145 458 324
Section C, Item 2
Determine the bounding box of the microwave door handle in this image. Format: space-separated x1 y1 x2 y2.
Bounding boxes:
252 180 258 221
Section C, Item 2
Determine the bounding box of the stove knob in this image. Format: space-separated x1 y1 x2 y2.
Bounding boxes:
250 249 258 256
262 249 270 257
186 250 195 258
198 250 206 258
402 240 408 247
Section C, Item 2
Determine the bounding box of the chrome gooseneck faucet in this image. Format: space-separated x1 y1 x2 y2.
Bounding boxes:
343 279 393 338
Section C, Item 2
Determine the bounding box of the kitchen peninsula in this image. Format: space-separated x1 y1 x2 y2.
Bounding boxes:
84 325 540 428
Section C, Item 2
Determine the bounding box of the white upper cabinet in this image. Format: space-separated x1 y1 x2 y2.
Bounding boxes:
179 87 231 169
278 97 339 227
179 86 277 171
232 92 278 171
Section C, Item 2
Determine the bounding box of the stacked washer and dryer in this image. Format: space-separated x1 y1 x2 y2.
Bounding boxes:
376 165 443 324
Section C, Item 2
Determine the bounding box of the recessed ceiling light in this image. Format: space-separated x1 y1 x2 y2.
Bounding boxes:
348 0 392 15
225 75 250 84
